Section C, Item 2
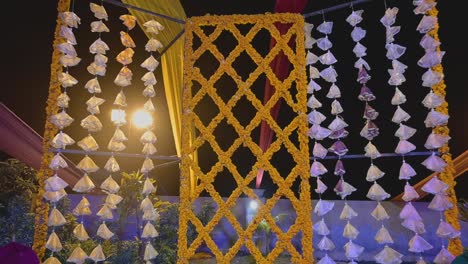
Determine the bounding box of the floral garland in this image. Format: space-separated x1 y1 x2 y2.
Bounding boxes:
413 0 463 261
180 13 312 263
32 0 71 259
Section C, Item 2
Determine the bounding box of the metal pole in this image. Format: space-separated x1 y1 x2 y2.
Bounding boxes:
51 148 180 161
156 29 185 60
102 0 186 24
311 151 437 160
303 0 373 18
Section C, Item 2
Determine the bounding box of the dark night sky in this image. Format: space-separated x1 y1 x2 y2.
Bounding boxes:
2 0 467 199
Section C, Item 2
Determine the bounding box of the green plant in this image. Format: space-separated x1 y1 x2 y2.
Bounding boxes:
458 198 468 222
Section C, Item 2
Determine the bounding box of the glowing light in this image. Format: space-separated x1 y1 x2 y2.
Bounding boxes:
111 109 126 126
132 109 153 128
249 200 258 210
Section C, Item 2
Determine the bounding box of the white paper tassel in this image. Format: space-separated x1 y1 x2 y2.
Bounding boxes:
50 111 74 130
73 174 95 193
141 158 155 174
335 180 357 199
424 110 449 128
402 182 420 202
50 131 73 148
395 140 416 154
89 244 106 262
318 236 335 251
97 222 114 240
421 176 448 194
307 95 322 109
101 175 120 194
315 178 328 194
104 156 120 173
365 141 381 159
428 193 453 211
142 143 157 155
81 114 103 132
340 203 358 220
395 123 417 140
45 174 68 192
46 232 62 252
399 161 417 180
422 154 447 172
409 234 433 253
142 222 159 238
372 202 390 221
416 257 427 264
313 142 328 159
391 88 406 105
76 155 99 173
144 243 159 260
143 208 160 221
327 84 341 98
374 245 403 264
313 218 330 236
50 153 68 170
308 124 331 140
73 223 89 241
43 256 61 264
97 204 114 220
433 247 455 264
331 99 343 115
140 197 154 211
48 208 67 227
343 221 359 239
72 197 91 215
344 240 365 260
67 246 88 263
375 225 394 244
402 217 426 234
392 106 411 123
436 220 461 239
422 91 444 108
424 133 450 149
308 110 327 125
310 160 328 177
314 199 335 216
400 202 422 220
366 164 385 182
306 51 319 65
317 254 336 264
328 116 348 131
105 193 123 208
43 189 67 203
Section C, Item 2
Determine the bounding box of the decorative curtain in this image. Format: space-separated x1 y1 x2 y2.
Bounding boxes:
256 0 308 188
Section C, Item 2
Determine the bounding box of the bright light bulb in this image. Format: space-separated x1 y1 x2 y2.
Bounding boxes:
111 109 126 126
133 110 153 128
249 200 258 210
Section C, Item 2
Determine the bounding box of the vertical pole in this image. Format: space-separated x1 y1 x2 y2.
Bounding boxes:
31 0 71 259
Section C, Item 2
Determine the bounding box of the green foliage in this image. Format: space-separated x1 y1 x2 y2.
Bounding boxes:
0 159 38 199
459 198 468 222
0 195 35 246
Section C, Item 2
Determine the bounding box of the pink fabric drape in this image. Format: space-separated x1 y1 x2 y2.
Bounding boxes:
256 0 308 188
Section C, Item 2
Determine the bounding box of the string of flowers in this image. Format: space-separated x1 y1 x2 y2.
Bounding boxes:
43 4 81 264
413 1 461 262
138 19 165 262
307 17 337 264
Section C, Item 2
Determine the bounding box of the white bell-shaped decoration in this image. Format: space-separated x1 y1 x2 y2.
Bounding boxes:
145 38 163 52
46 232 62 252
310 160 328 177
317 36 333 51
391 88 406 105
309 66 320 79
371 202 390 221
436 220 461 239
328 116 348 131
375 225 394 244
315 178 328 194
85 78 102 94
367 182 390 202
97 222 114 240
104 156 120 173
307 79 321 93
59 54 81 67
402 217 425 235
335 180 357 199
77 135 99 152
414 0 437 15
143 208 160 221
90 38 109 54
343 221 359 239
48 208 67 227
313 142 328 159
142 177 157 195
50 111 74 130
395 140 416 155
366 164 385 182
395 123 417 140
317 21 333 34
354 57 370 70
428 193 453 211
351 27 366 42
43 256 62 263
318 254 336 264
424 110 449 128
433 247 455 264
340 203 358 220
73 223 89 241
59 11 81 28
143 20 165 34
399 161 417 180
140 130 157 143
386 26 401 44
374 245 403 264
142 71 157 86
57 92 70 108
101 175 120 194
385 43 406 60
140 197 154 211
43 189 67 203
90 2 108 20
416 257 427 264
308 125 331 141
142 143 157 155
344 240 365 260
144 243 159 260
97 204 114 220
86 96 105 114
73 197 91 216
353 42 367 57
400 202 422 220
114 67 133 87
313 218 330 236
319 50 337 65
346 10 364 26
89 244 106 262
317 236 335 251
112 127 128 142
422 153 447 172
73 174 95 193
142 222 159 238
87 62 107 76
365 141 381 159
45 174 68 192
327 83 341 98
418 50 445 69
105 193 123 208
307 110 326 125
402 182 420 202
108 139 126 151
380 7 399 27
422 176 448 194
392 106 411 124
417 15 437 33
409 234 433 253
314 199 335 216
91 21 110 33
331 100 343 115
307 95 322 109
141 55 159 72
49 153 68 170
306 51 319 65
143 85 156 98
59 25 77 44
424 133 450 149
422 70 443 88
67 246 88 264
320 66 338 83
144 98 155 112
58 72 78 88
80 114 103 132
141 158 155 174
